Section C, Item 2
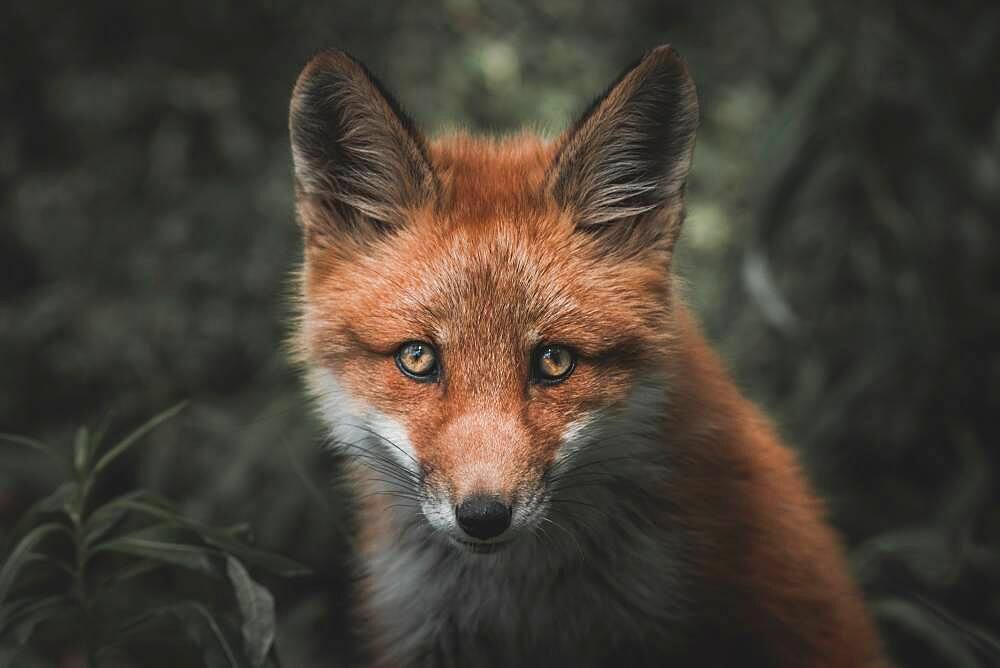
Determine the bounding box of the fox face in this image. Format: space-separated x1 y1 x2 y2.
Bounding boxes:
291 47 697 553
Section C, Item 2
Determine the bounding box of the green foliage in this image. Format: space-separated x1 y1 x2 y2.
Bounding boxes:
0 406 308 667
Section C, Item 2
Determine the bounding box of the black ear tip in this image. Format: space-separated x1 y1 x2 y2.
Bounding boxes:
646 44 683 62
639 44 694 84
293 49 361 98
300 48 358 74
637 44 699 127
289 49 374 141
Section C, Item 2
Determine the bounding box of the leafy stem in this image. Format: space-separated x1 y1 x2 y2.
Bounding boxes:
1 402 307 666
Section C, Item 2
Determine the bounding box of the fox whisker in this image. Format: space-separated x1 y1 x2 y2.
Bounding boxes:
333 438 422 485
337 421 422 468
358 489 424 503
348 457 419 491
541 516 584 559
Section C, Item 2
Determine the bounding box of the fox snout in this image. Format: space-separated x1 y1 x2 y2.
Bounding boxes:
423 484 524 549
425 487 536 551
419 410 554 548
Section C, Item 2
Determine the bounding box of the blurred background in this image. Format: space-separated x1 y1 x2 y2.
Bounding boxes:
1 1 998 666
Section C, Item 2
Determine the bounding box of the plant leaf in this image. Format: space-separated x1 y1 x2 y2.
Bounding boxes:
88 489 179 519
93 534 220 576
97 558 164 587
82 489 175 551
226 556 275 667
0 523 72 606
36 483 78 515
202 533 310 579
73 426 90 475
81 505 131 551
20 551 74 578
174 601 241 668
4 483 77 552
95 496 310 577
872 598 980 668
0 433 67 468
86 492 184 532
0 595 75 645
92 402 187 477
98 601 240 668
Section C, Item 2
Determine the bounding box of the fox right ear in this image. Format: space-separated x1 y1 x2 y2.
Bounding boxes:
289 50 436 245
548 46 698 255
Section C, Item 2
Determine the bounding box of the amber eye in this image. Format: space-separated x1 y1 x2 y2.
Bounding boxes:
395 341 439 380
534 344 575 383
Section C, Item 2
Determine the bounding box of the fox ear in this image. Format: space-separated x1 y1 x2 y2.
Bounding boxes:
289 50 436 245
549 46 698 253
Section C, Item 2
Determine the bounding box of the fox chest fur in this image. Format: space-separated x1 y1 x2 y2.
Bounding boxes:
288 46 888 667
361 499 688 666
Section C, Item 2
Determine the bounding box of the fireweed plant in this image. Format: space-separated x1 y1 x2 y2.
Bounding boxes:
0 404 309 667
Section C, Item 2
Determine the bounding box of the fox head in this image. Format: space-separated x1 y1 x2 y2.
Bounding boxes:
290 47 698 554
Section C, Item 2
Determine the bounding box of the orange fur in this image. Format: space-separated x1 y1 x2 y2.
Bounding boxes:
662 307 886 665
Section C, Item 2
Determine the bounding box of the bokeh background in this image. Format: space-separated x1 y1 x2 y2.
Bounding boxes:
2 1 998 666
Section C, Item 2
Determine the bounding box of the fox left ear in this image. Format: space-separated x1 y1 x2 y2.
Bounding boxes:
289 50 436 246
549 46 698 254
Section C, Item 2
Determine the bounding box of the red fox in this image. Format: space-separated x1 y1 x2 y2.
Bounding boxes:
288 46 888 667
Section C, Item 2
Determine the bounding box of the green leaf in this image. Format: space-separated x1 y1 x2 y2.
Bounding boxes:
0 433 67 468
222 522 254 543
92 402 187 477
82 505 130 551
172 601 241 668
94 495 310 577
872 598 980 668
203 533 310 579
0 595 75 645
92 532 220 576
98 602 187 651
86 491 181 531
4 483 76 551
99 601 240 668
82 490 172 551
97 558 164 587
226 556 275 667
20 551 74 578
89 489 179 518
73 426 90 475
0 523 72 606
36 483 78 515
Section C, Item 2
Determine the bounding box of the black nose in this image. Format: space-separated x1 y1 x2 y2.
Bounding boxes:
455 495 512 540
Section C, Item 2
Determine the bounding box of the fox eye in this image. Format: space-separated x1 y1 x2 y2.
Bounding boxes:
533 344 575 383
395 341 439 381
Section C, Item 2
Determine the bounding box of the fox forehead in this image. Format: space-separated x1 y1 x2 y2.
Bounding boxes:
429 133 554 218
302 135 673 365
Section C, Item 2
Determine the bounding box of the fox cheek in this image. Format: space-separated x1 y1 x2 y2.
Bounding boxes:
554 410 601 465
307 368 423 479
